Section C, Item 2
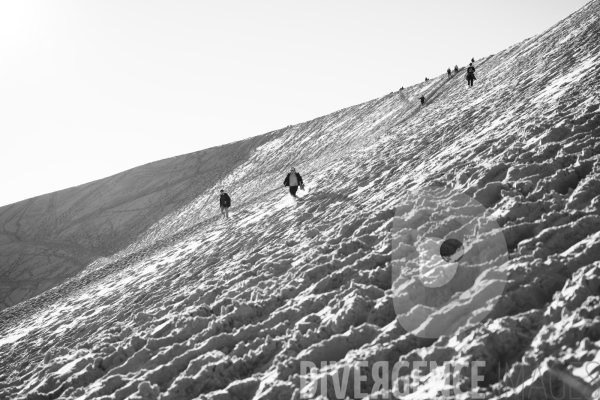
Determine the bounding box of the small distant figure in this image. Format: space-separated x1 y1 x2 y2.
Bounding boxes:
466 63 476 87
454 65 459 74
471 57 475 63
283 167 304 198
447 68 451 77
400 86 404 90
420 95 425 106
425 77 429 82
219 189 231 218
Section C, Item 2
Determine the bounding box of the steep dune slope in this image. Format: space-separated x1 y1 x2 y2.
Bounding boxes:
1 1 600 399
0 133 279 310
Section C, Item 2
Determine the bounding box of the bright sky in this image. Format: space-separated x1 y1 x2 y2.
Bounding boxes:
0 0 590 207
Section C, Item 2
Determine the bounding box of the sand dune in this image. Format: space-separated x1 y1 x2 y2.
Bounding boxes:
1 1 600 399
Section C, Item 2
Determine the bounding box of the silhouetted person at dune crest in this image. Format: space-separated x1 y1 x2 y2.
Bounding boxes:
466 63 476 87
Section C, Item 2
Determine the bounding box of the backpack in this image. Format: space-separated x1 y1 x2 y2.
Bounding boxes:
220 194 231 207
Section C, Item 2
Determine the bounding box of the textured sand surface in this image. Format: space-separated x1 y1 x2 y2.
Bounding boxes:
1 1 600 399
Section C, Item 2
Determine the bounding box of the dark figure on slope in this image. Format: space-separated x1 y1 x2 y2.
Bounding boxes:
425 77 429 82
219 189 231 219
420 95 425 106
283 167 304 198
454 65 459 74
466 63 476 87
447 68 451 77
471 57 475 63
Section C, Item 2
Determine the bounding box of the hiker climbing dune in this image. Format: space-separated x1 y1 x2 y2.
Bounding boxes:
466 63 476 87
219 189 231 219
283 167 304 198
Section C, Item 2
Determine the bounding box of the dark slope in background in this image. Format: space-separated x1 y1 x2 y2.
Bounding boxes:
0 133 280 310
0 1 599 399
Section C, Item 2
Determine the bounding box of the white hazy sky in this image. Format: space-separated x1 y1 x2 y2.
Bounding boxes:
0 0 590 207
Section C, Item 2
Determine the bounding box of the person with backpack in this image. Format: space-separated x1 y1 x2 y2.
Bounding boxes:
425 77 429 82
447 68 451 77
283 167 304 198
466 63 476 87
420 95 425 106
219 189 231 218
